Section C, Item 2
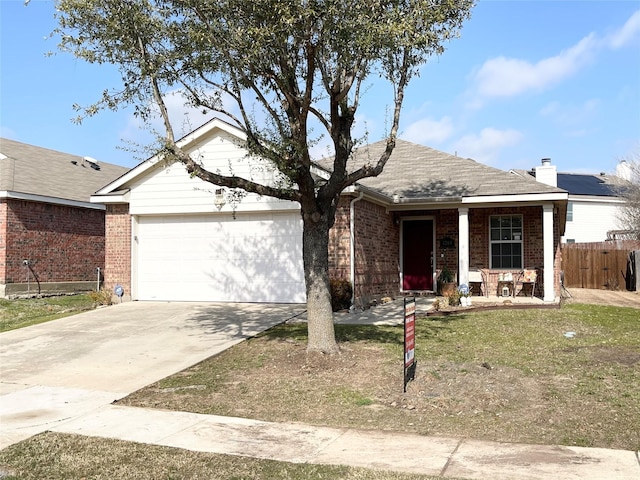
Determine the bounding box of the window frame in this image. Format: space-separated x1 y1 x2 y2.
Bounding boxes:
566 202 573 222
489 214 524 269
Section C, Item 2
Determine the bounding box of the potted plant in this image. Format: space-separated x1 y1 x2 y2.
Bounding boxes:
437 265 457 296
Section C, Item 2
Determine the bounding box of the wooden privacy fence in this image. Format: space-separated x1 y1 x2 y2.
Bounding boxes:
561 240 640 290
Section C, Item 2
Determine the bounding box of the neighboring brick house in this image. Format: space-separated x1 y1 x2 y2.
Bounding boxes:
0 138 129 297
91 118 568 305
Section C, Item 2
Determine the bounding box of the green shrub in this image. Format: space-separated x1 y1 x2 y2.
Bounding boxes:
330 278 353 311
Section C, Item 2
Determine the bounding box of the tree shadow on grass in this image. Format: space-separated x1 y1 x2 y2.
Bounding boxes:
415 314 471 345
257 314 473 347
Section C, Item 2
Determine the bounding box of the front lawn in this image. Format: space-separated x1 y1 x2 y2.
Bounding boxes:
120 303 640 451
0 294 97 332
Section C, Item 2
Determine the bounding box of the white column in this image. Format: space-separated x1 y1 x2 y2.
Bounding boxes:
458 207 469 286
543 204 555 302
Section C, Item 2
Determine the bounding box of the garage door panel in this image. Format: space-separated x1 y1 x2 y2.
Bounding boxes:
136 213 305 302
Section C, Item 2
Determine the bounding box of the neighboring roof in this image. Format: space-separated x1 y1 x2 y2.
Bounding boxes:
0 138 130 205
557 173 620 197
512 167 623 197
319 139 566 201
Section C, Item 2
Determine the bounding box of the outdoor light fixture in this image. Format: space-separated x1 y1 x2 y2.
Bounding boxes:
214 188 226 211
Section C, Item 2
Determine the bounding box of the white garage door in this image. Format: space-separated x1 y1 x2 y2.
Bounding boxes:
136 213 306 303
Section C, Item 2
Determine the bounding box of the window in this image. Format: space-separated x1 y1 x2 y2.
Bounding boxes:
490 215 523 269
566 202 573 222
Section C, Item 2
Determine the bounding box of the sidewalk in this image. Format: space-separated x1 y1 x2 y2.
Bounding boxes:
50 404 640 480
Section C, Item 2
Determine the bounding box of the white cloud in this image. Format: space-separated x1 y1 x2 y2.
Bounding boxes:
401 116 454 144
473 33 598 99
452 128 523 165
539 98 600 133
468 10 640 107
606 9 640 49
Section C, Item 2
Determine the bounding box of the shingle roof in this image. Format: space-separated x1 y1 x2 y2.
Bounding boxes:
0 138 129 203
318 139 565 200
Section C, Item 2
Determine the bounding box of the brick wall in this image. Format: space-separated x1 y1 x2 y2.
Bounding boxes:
469 206 545 269
353 200 399 303
104 204 132 296
0 201 7 283
1 199 105 284
328 198 351 281
329 197 400 305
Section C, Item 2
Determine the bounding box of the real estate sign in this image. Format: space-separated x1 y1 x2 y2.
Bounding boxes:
404 297 417 392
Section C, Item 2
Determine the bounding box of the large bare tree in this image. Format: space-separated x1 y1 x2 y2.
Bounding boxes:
54 0 474 353
616 151 640 240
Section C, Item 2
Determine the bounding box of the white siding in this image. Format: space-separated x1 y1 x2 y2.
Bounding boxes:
128 130 298 215
562 198 624 243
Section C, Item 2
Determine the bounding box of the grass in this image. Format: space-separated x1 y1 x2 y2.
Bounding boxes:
0 302 638 478
119 303 640 451
0 294 97 332
0 432 446 480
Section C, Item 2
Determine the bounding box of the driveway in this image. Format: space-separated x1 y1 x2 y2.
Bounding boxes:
563 287 640 308
0 301 305 448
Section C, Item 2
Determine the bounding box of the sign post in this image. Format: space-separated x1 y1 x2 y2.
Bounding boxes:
404 297 417 392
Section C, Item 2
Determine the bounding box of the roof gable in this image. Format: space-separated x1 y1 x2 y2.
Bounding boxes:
95 117 246 195
0 138 129 204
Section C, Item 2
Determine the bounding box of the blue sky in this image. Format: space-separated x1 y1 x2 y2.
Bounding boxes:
1 0 639 174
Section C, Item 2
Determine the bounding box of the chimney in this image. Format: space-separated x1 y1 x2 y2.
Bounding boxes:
534 157 557 187
616 160 633 182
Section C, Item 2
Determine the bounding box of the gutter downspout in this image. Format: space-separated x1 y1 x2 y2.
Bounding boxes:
350 191 364 306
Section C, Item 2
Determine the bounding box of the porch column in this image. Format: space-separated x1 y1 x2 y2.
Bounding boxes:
458 207 469 286
543 204 555 302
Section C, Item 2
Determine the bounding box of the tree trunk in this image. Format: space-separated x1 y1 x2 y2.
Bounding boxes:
302 213 340 354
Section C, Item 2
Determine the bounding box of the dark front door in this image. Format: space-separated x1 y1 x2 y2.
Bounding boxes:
402 220 434 291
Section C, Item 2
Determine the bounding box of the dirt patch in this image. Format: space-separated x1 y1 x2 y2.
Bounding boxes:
562 345 640 367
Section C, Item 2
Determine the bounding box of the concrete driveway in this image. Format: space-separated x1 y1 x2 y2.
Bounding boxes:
0 301 305 448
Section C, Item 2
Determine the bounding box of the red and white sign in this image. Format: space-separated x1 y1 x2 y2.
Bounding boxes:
404 299 416 368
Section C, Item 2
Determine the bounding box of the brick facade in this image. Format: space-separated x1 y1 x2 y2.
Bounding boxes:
328 198 351 281
0 199 105 294
353 199 399 304
104 204 132 298
0 201 7 284
329 199 564 304
329 197 400 305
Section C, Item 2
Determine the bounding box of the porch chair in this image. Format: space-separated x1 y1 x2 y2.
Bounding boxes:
516 268 537 298
468 268 487 297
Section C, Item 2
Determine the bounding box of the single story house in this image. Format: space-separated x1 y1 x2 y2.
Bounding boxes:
92 118 568 305
0 138 129 297
512 160 630 243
